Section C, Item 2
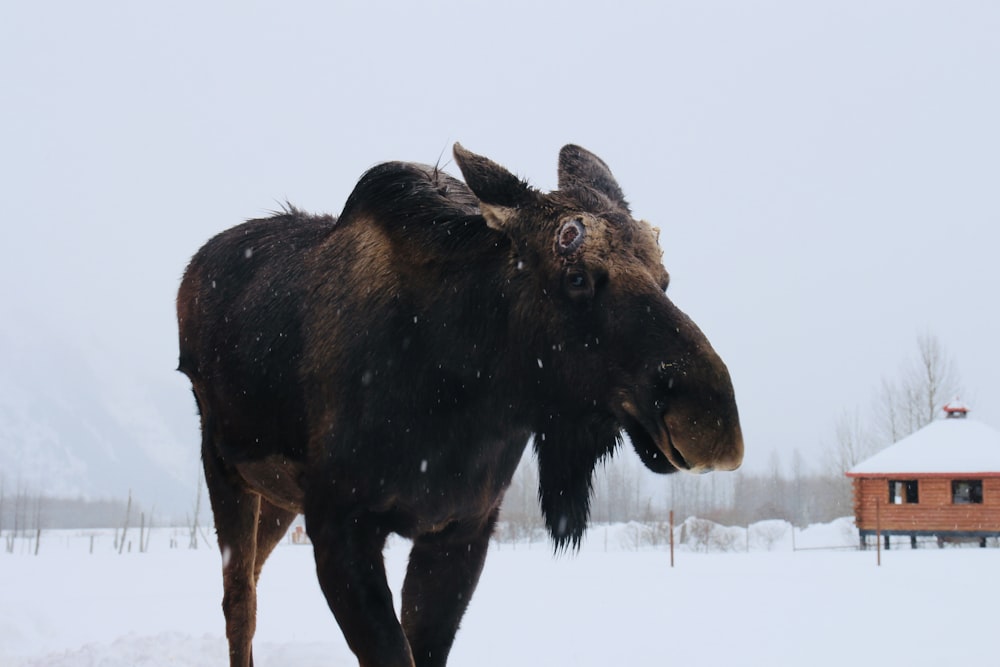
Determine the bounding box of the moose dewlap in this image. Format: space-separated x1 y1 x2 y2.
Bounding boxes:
177 143 743 667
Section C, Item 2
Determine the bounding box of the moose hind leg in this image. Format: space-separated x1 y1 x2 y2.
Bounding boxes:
202 448 262 667
401 515 497 667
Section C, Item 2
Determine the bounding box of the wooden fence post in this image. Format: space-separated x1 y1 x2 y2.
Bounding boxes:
669 510 674 568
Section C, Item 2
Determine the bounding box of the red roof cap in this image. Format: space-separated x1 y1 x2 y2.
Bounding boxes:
943 399 969 417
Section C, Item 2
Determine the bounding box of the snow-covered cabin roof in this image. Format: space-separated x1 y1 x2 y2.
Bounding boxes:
847 417 1000 476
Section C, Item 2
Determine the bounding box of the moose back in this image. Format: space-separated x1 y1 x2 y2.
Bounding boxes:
177 143 743 667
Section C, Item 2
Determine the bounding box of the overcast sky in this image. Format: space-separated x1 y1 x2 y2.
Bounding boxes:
2 1 998 501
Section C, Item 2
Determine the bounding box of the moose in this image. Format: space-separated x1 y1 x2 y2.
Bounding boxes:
177 143 743 667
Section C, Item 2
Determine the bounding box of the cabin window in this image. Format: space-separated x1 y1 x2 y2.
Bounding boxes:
888 480 919 504
952 480 983 504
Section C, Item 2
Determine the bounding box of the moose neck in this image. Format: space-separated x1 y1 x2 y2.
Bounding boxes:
416 248 552 418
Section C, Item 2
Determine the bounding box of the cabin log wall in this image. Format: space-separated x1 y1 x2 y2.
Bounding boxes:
852 476 1000 532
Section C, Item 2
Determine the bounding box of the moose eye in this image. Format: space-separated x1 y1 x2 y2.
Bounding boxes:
556 217 586 255
564 269 593 301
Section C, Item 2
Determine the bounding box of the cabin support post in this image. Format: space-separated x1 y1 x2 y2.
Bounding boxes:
875 499 881 566
910 534 917 550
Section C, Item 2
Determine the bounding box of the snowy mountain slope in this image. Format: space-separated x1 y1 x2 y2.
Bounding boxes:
0 312 199 515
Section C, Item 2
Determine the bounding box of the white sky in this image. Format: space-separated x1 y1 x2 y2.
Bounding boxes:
2 1 998 499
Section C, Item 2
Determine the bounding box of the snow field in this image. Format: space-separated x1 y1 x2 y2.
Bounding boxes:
1 523 996 666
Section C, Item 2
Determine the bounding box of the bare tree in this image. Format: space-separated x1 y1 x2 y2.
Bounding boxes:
497 452 544 544
142 506 154 553
7 480 26 553
118 490 132 555
876 333 961 443
913 332 960 425
832 333 962 476
32 494 43 556
825 406 877 476
593 456 636 523
875 376 904 444
189 475 203 550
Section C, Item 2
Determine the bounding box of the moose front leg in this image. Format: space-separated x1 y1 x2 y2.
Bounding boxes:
307 510 414 667
401 514 496 667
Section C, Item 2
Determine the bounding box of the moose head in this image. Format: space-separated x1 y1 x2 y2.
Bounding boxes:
453 143 743 545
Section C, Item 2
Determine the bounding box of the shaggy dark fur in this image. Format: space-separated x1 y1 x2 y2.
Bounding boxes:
177 143 742 667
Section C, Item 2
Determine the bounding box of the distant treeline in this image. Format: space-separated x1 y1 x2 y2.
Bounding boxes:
499 452 854 536
0 493 138 531
3 461 853 534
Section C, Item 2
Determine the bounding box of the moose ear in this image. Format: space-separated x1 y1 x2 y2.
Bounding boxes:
557 144 629 211
453 143 535 230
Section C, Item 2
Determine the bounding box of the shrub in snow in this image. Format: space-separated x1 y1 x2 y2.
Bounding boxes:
748 520 790 551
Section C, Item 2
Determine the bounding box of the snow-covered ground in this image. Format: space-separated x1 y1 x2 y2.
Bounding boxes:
2 520 996 666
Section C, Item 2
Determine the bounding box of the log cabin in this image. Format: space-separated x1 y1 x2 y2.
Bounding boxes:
846 402 1000 549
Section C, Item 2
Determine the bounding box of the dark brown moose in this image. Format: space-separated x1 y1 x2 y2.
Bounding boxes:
177 143 743 667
